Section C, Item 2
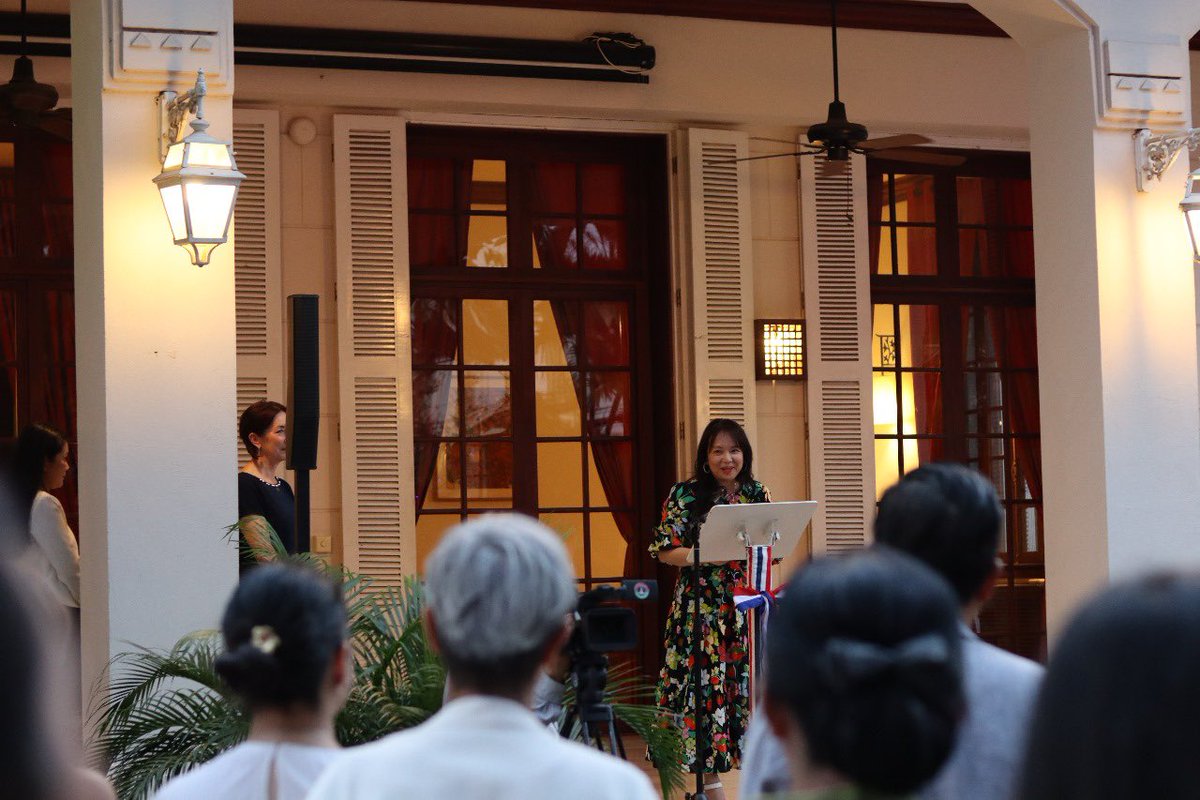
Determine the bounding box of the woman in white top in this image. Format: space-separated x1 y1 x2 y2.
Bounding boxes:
13 424 78 608
152 563 352 800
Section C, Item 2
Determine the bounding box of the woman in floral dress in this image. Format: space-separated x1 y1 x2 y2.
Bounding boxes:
650 418 771 800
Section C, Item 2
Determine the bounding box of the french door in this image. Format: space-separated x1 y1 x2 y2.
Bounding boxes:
406 126 675 670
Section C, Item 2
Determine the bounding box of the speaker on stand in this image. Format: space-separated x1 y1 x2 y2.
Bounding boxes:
286 294 320 554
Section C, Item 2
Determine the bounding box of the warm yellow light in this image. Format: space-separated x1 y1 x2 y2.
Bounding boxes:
757 320 805 379
1182 170 1200 261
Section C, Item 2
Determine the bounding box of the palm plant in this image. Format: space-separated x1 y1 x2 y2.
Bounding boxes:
90 525 683 799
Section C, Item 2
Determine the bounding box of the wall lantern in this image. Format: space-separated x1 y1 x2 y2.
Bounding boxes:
1134 128 1200 260
154 69 245 267
755 319 806 381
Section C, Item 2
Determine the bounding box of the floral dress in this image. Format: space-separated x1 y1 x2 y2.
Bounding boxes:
650 478 771 773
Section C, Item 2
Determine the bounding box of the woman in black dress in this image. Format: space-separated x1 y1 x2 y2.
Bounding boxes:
649 418 770 800
238 400 296 572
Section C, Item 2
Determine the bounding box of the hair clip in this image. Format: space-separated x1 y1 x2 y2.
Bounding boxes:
250 624 281 655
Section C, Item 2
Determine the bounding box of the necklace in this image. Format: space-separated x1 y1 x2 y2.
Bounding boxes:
246 469 282 488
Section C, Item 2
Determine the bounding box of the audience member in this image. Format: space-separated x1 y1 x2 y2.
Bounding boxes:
0 559 112 800
761 548 964 798
152 563 350 800
1019 573 1200 800
12 423 79 610
307 514 657 800
743 463 1044 799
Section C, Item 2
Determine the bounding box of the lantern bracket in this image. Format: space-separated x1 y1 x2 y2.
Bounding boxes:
157 69 209 161
1135 127 1200 192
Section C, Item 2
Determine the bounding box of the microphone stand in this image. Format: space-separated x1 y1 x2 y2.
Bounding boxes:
690 541 709 800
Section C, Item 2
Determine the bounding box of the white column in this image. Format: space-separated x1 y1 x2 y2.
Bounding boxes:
974 0 1200 637
71 0 238 713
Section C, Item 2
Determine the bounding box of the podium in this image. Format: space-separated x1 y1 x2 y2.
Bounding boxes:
684 500 816 799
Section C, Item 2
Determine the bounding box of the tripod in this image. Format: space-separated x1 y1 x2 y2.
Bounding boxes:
558 649 627 758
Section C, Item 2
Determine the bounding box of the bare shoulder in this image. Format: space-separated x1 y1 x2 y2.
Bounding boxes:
69 769 116 800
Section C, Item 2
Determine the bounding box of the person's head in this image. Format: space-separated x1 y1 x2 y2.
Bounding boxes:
1020 573 1200 800
10 424 69 529
874 462 1002 607
239 401 287 465
765 548 964 795
214 563 349 715
692 418 754 487
424 514 575 699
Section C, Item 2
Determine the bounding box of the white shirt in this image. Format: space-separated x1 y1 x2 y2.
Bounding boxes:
307 695 658 800
151 741 340 800
25 491 79 608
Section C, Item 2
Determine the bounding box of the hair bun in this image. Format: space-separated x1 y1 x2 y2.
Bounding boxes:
215 642 281 699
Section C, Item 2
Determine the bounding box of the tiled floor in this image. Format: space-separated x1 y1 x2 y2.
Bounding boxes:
623 734 743 799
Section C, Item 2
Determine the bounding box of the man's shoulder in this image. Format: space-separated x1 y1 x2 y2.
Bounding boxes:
541 737 658 793
965 637 1044 686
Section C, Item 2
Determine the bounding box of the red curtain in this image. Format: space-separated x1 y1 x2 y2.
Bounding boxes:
897 177 942 465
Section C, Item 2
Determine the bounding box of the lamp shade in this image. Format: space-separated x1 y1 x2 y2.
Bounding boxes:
1183 169 1200 261
153 119 245 267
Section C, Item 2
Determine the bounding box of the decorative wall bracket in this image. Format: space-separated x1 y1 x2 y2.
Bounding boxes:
1135 127 1200 192
157 69 207 160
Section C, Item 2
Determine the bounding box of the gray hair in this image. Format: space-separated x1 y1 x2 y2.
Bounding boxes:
424 513 576 661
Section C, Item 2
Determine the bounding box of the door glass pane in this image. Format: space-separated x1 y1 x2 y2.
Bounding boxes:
956 176 988 225
898 305 940 368
587 372 631 437
463 441 513 508
901 372 943 435
959 229 992 277
533 299 576 367
872 227 894 275
463 371 511 437
895 226 937 275
461 299 508 365
413 370 459 438
872 304 896 368
425 443 463 510
533 162 576 214
411 298 458 366
582 164 625 215
538 442 583 507
581 220 626 270
409 214 456 268
582 301 630 366
416 513 461 573
533 222 578 270
535 371 581 437
588 441 633 506
465 215 507 268
589 511 627 578
872 372 899 436
468 160 506 211
408 157 455 209
875 438 901 500
541 512 585 578
893 174 935 222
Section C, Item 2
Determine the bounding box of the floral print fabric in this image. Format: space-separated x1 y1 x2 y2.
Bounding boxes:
650 478 771 773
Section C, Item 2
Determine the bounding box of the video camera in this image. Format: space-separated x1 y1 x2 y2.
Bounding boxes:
560 579 658 746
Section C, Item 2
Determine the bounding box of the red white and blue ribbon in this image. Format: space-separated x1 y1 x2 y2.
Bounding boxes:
747 545 772 592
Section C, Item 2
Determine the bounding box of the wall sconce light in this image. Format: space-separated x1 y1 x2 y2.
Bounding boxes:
755 319 806 381
154 69 245 267
1135 128 1200 260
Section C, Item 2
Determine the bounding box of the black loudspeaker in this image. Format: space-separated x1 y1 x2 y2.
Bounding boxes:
286 294 320 471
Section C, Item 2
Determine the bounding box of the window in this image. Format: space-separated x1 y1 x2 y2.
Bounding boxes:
869 152 1044 660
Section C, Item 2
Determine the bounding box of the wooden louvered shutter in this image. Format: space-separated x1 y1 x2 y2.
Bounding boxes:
333 115 415 586
800 154 875 554
683 128 757 444
232 109 283 465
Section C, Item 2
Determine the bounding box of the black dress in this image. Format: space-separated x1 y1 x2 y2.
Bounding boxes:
237 471 297 573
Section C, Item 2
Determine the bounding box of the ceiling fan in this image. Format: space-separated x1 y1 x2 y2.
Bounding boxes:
0 0 70 139
739 0 963 167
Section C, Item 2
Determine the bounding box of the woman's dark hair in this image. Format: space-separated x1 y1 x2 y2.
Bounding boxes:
239 400 286 459
215 563 346 710
874 462 1002 604
10 424 67 537
1020 574 1200 800
689 418 754 519
0 564 64 798
767 548 964 794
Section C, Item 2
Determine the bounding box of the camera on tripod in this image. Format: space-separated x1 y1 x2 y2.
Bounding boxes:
560 579 657 754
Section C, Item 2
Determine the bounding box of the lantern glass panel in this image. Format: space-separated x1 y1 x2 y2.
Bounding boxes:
162 142 186 171
183 183 237 239
185 141 234 169
158 183 188 241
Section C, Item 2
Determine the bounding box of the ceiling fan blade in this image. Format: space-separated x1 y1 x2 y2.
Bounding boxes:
867 148 966 167
859 134 933 151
